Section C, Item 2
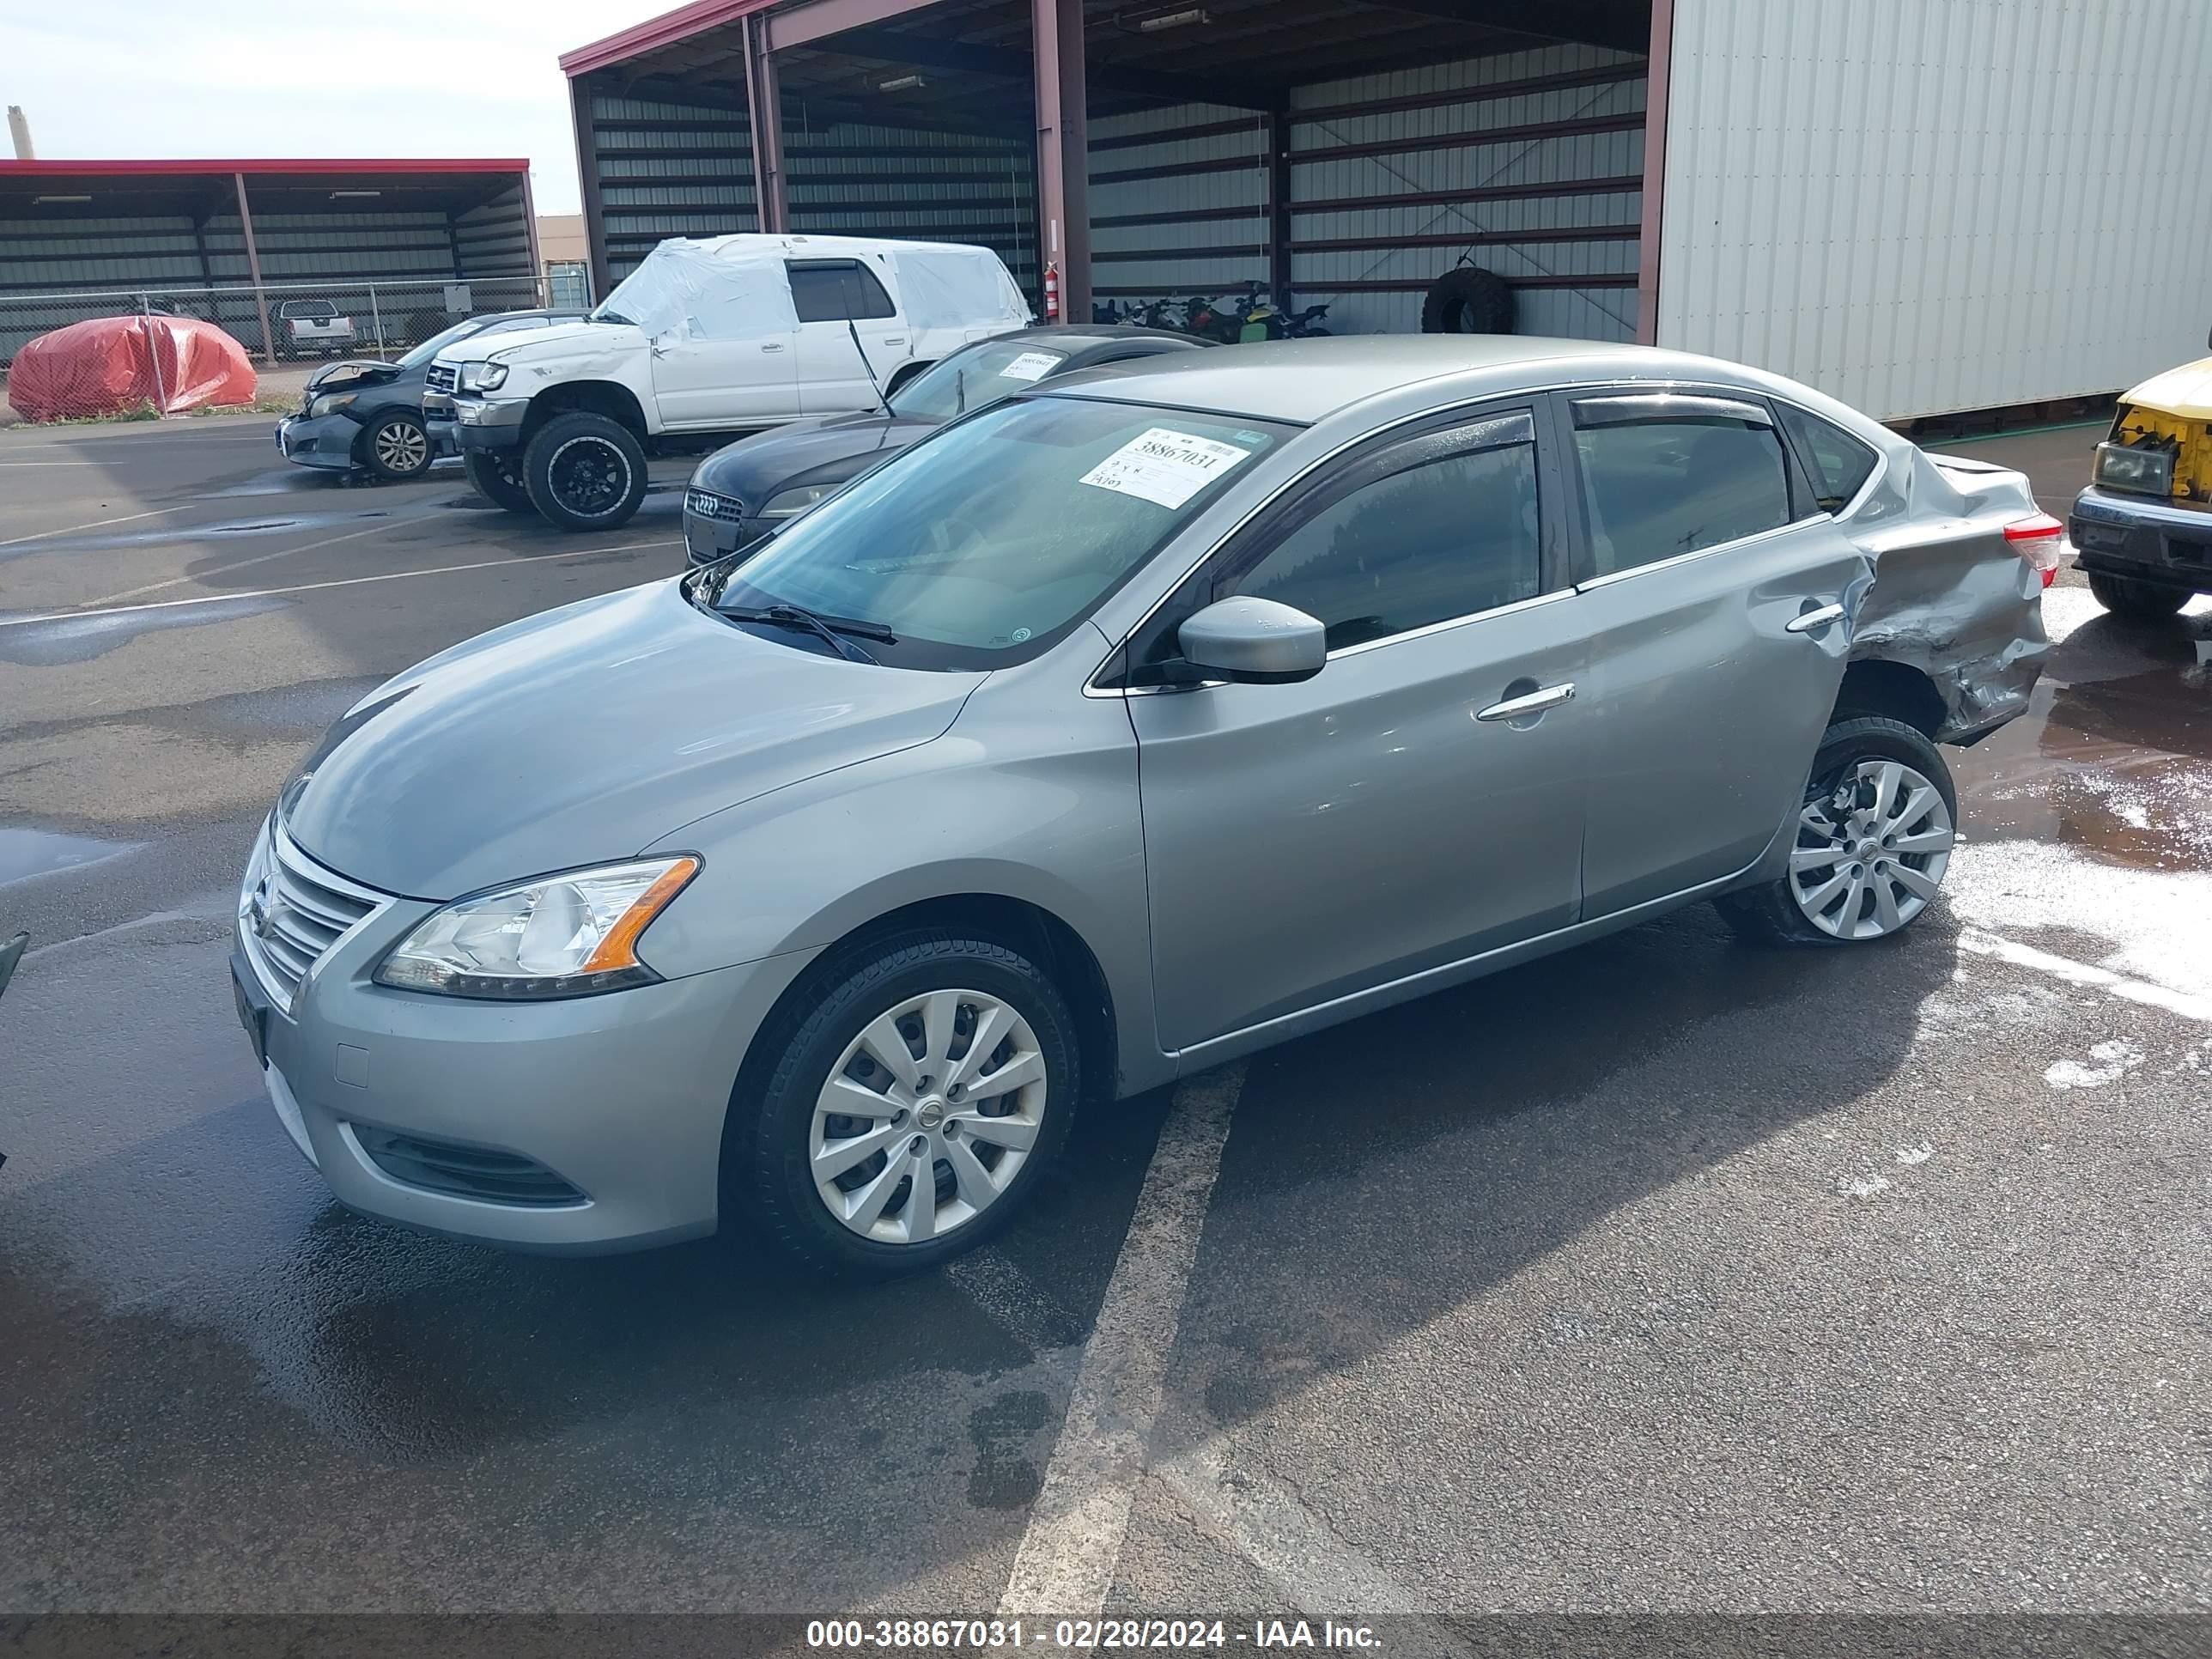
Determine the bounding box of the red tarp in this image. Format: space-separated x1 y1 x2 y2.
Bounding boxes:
7 314 257 422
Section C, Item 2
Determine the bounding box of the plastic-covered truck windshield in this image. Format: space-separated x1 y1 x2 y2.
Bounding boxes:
696 396 1287 671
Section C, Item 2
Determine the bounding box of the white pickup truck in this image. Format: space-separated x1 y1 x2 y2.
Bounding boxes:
434 233 1032 530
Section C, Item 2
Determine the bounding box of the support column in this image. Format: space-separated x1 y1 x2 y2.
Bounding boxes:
1266 107 1293 305
744 15 789 234
1634 0 1675 345
232 172 276 365
569 75 614 302
1032 0 1090 322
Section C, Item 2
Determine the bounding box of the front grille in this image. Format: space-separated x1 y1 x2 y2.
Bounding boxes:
686 488 741 520
352 1126 587 1207
424 363 459 395
241 823 386 1013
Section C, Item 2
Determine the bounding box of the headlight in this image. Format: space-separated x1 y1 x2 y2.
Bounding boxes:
307 392 358 419
374 856 700 1000
760 483 831 520
458 361 509 393
2094 441 2173 496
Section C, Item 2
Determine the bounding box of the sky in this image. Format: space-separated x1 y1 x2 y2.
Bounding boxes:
4 0 682 214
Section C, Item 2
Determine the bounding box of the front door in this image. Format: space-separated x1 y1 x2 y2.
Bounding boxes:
1559 390 1869 916
1128 407 1590 1054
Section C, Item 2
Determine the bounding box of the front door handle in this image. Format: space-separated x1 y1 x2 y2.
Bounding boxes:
1785 601 1847 634
1475 682 1575 722
761 341 786 353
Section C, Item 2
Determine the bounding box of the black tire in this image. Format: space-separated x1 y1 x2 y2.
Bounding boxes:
1715 715 1958 948
729 932 1082 1278
356 409 433 481
1420 265 1516 334
523 410 648 532
2087 570 2191 619
463 449 536 514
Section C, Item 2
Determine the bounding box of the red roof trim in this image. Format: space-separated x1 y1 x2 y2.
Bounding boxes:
559 0 774 76
0 159 528 179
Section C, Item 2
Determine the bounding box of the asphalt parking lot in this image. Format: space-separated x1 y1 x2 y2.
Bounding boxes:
2 414 2209 1634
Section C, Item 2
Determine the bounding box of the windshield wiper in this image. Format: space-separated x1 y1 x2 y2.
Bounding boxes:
592 309 635 325
721 602 894 664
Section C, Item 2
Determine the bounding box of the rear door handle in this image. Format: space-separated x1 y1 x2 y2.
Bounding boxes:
760 341 786 353
1475 682 1575 721
1785 602 1847 634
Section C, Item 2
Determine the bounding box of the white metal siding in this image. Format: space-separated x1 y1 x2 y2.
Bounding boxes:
1659 0 2212 419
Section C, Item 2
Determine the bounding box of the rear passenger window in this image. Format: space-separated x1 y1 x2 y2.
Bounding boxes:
787 260 896 323
1777 404 1879 513
1225 422 1540 651
1571 399 1793 576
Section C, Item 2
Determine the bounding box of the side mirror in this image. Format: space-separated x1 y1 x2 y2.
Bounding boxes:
1176 596 1327 684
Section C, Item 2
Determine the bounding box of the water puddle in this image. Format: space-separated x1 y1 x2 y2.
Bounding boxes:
0 825 143 885
0 595 291 666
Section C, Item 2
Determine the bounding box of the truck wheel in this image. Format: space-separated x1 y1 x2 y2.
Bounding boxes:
464 451 535 514
1421 266 1516 334
524 411 648 532
358 410 432 481
2087 571 2190 620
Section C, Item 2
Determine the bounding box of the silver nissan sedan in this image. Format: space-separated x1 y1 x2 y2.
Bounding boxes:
233 337 2051 1275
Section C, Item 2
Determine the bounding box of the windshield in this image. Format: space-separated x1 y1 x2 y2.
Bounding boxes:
400 317 491 369
701 396 1289 670
890 339 1072 422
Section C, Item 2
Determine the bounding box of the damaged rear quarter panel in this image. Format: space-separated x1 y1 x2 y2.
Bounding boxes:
1847 448 2050 743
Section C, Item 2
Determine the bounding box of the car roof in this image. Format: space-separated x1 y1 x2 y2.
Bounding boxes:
690 231 995 259
1040 335 1739 423
964 324 1199 355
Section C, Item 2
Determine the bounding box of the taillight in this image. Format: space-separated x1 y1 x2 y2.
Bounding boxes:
2004 514 2064 588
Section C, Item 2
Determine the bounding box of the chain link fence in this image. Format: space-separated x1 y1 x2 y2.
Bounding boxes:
1 275 558 370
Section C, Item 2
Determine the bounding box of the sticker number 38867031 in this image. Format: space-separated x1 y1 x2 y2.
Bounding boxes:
1078 428 1253 510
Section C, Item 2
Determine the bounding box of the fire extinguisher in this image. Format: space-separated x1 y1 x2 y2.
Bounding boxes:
1043 262 1060 323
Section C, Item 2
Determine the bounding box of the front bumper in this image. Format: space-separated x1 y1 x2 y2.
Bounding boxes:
231 834 817 1254
683 501 774 566
2069 485 2212 592
276 411 363 471
451 396 527 453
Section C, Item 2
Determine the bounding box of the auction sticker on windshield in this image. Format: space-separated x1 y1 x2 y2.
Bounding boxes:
997 350 1060 382
1079 428 1253 509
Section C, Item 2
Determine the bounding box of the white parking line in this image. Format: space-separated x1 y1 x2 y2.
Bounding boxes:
80 518 424 607
1960 930 2210 1024
999 1064 1243 1618
0 504 196 550
0 539 681 629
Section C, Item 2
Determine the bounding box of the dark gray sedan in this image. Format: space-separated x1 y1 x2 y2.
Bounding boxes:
682 324 1203 563
276 310 582 480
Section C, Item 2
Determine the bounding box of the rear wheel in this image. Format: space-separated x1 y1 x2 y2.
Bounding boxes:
523 411 648 532
2087 570 2191 619
358 410 432 481
463 449 534 514
731 933 1080 1277
1716 715 1957 947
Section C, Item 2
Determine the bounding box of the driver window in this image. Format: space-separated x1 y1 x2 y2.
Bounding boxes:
1224 427 1541 652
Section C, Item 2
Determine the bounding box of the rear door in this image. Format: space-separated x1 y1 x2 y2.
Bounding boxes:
1559 389 1870 917
790 259 908 415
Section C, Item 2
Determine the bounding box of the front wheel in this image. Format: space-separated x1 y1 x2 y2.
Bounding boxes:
731 933 1081 1277
2087 570 2191 619
358 410 432 481
463 449 535 514
1716 715 1958 947
523 411 648 532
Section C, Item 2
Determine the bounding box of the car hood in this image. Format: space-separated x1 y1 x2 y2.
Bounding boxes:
307 359 408 392
2122 355 2212 420
434 319 643 368
692 412 937 501
283 580 983 901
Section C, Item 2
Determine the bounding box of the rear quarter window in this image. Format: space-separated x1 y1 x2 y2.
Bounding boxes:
1777 404 1880 514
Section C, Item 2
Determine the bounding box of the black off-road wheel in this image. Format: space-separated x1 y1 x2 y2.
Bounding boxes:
1716 716 1958 947
2087 571 2191 620
463 449 535 514
727 932 1082 1278
523 411 649 532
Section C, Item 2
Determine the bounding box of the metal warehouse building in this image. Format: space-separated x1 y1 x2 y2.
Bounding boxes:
562 0 2212 422
0 158 539 365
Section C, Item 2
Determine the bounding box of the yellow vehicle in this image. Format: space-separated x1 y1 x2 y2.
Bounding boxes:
2069 337 2212 618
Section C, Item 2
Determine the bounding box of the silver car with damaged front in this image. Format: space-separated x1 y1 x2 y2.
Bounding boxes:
232 337 2047 1274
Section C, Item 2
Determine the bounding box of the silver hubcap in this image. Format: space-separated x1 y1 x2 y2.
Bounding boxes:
374 422 426 471
1790 758 1954 940
811 988 1048 1246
